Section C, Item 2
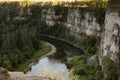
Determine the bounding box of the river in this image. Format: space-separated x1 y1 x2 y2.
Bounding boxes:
26 35 84 80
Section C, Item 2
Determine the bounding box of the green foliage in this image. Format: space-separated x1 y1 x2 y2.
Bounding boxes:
117 67 120 78
68 55 87 65
102 56 118 80
39 23 67 38
68 55 102 80
94 8 106 25
0 2 20 23
63 34 101 55
14 42 51 71
108 0 120 5
30 4 42 19
0 23 41 70
54 5 68 22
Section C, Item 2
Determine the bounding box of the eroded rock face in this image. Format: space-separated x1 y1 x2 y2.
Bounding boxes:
66 8 101 36
83 12 101 36
42 8 102 36
100 10 120 62
42 8 62 26
67 8 81 33
42 8 56 26
0 67 10 80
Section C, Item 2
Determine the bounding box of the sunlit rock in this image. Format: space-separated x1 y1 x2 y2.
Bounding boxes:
0 67 10 80
66 8 81 32
46 8 56 26
100 10 120 62
66 8 101 36
42 8 62 26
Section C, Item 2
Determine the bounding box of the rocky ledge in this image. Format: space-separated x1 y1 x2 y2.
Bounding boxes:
0 67 50 80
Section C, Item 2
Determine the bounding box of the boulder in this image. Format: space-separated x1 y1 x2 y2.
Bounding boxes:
0 67 10 80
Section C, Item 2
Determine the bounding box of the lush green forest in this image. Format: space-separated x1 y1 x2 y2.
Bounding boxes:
0 2 46 70
0 23 41 70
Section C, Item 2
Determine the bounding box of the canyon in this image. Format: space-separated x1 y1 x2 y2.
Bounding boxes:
0 1 120 80
41 5 120 79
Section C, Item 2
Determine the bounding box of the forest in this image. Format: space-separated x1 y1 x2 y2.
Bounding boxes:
0 2 43 70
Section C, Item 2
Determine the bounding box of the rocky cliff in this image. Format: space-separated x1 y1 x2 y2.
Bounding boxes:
42 8 62 26
99 10 120 62
66 8 101 36
42 7 103 36
98 7 120 79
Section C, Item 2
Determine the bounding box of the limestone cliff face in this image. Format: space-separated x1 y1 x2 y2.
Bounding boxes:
42 8 102 36
99 10 120 64
42 8 56 26
42 8 62 26
66 8 101 36
66 8 81 33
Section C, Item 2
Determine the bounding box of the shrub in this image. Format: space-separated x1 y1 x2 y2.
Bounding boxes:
69 55 102 80
102 56 118 80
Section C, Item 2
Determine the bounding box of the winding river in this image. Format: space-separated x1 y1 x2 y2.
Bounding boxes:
26 35 84 79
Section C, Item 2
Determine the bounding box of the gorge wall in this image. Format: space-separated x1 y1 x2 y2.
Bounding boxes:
42 7 120 79
99 9 120 79
66 8 101 36
42 7 104 37
99 10 120 62
66 7 120 79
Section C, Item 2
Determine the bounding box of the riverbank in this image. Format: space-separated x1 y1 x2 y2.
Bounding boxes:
39 34 84 60
23 42 56 73
39 34 82 50
39 34 100 55
13 42 52 71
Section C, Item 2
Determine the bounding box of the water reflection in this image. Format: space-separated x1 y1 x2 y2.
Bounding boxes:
27 57 69 79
